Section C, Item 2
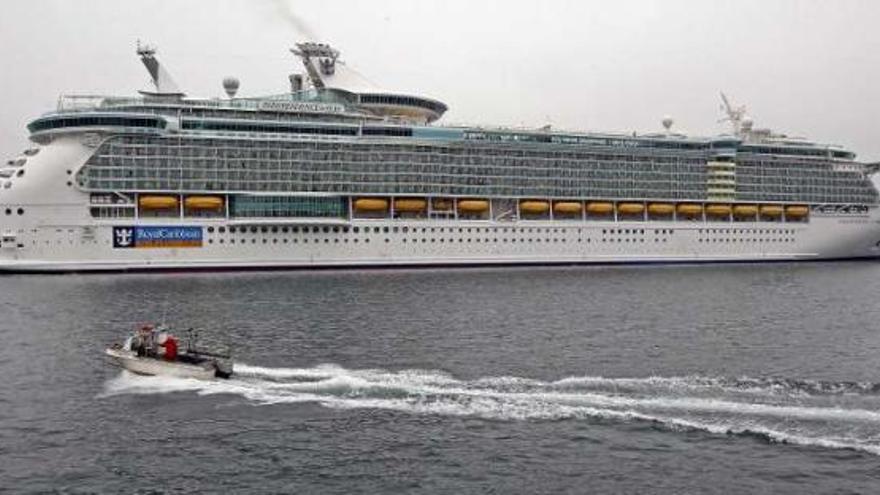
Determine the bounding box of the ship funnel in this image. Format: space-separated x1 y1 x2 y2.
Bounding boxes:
289 74 304 93
137 41 185 97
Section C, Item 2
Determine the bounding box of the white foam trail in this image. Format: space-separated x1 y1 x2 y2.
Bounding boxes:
102 365 880 456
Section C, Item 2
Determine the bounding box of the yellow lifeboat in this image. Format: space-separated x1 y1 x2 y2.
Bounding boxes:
553 202 583 215
354 198 389 212
520 200 550 214
760 205 784 218
393 198 427 213
184 196 224 210
586 202 614 215
139 195 179 210
676 204 703 217
457 199 490 214
432 198 453 211
648 203 675 216
785 205 809 218
705 204 732 217
732 205 758 218
617 203 645 215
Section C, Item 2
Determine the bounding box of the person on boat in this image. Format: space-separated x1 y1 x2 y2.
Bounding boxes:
132 325 152 357
163 335 178 361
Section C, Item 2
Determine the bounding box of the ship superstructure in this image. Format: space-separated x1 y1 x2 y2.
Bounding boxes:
1 42 879 271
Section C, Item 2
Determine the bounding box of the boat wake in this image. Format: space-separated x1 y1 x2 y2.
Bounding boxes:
102 364 880 456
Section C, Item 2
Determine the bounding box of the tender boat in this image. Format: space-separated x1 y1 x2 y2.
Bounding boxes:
105 324 233 379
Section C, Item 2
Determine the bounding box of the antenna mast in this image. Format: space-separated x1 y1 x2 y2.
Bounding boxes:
719 92 748 137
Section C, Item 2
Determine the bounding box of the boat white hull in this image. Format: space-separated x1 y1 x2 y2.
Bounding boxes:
105 348 216 380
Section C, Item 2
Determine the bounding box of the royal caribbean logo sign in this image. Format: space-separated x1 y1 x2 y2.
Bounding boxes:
113 226 203 249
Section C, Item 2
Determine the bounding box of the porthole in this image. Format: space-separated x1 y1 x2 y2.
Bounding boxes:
271 226 278 234
260 226 268 233
4 209 10 215
17 208 24 215
333 226 340 233
207 227 215 233
219 227 226 234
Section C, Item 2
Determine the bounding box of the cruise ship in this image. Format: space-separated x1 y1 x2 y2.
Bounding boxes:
1 41 879 272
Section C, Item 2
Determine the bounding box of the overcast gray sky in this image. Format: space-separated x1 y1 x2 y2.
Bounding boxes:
1 0 879 159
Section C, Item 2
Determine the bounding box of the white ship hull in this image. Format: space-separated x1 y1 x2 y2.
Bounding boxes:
2 138 879 273
2 215 879 272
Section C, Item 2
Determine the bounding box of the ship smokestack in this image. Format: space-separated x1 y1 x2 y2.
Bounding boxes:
289 73 304 93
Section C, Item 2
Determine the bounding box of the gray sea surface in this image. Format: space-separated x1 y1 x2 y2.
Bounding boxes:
2 263 880 493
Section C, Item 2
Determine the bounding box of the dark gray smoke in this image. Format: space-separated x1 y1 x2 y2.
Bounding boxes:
270 0 319 41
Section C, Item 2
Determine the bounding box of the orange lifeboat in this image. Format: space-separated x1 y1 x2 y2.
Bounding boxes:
617 203 645 215
676 204 703 217
553 202 583 215
760 205 784 218
648 203 674 216
705 204 732 217
785 205 809 218
393 198 427 213
354 198 389 212
184 196 224 210
457 199 490 214
520 200 550 215
732 205 758 218
586 202 614 215
139 195 179 210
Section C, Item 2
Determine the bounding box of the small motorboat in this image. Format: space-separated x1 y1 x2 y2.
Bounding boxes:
105 324 233 379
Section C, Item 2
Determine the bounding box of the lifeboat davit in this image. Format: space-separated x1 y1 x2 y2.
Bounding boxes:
760 205 784 218
139 195 179 210
732 205 758 218
617 203 645 215
586 202 614 215
520 200 550 214
676 204 703 217
648 203 675 216
705 204 732 217
785 205 809 218
393 198 427 213
354 198 389 212
184 196 224 210
457 199 490 213
553 202 583 215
